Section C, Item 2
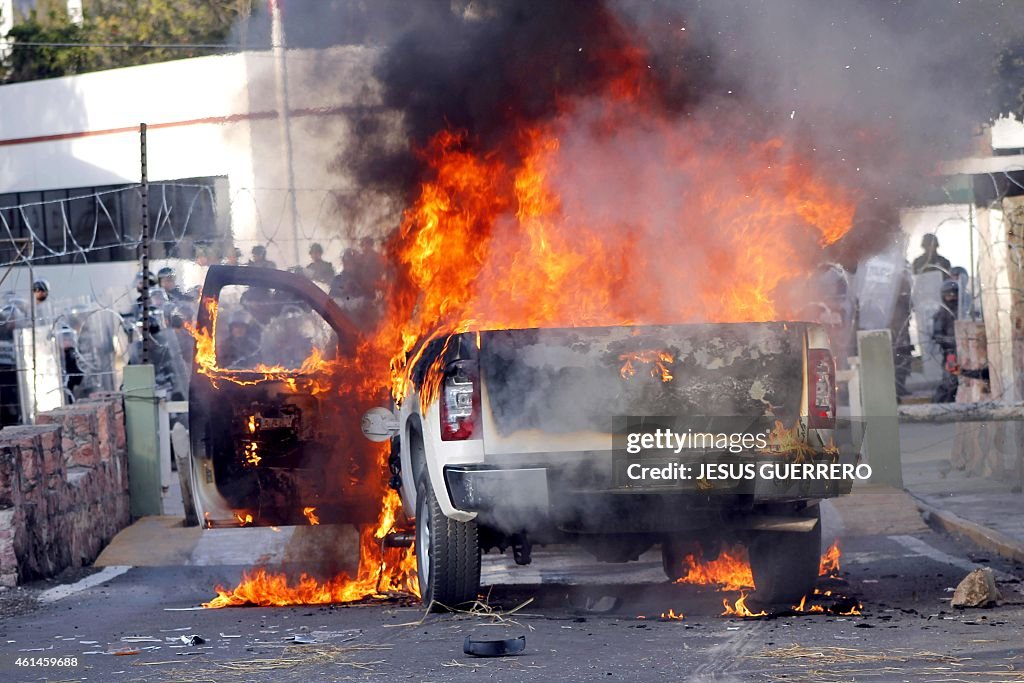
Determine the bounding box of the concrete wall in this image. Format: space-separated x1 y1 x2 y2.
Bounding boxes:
0 396 128 586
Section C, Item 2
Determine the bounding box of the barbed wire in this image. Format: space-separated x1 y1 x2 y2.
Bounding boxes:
0 175 1019 366
0 183 377 271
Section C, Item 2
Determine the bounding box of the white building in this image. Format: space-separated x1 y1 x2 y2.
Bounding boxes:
0 47 381 307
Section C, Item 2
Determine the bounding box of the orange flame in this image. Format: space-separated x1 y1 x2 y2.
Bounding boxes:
757 420 818 462
620 349 674 382
722 591 767 618
791 594 825 613
819 539 841 577
302 507 320 526
186 297 335 390
201 20 858 608
385 114 857 405
660 608 685 620
233 512 253 527
205 490 418 608
837 601 862 616
675 545 755 592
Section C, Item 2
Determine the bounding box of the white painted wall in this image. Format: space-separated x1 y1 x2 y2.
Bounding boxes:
0 46 383 306
901 204 980 277
991 115 1024 150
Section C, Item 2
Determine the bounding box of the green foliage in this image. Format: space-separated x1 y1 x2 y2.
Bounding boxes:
3 4 98 82
86 0 249 70
2 1 253 83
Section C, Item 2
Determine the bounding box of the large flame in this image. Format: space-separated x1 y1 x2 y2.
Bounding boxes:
675 544 755 592
204 490 418 608
201 15 858 608
385 116 857 405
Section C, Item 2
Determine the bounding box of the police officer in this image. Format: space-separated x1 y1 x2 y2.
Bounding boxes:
0 304 21 425
931 280 960 403
264 307 313 368
305 243 336 283
218 313 261 369
56 324 85 403
248 245 277 269
127 305 189 401
33 279 49 304
157 267 191 304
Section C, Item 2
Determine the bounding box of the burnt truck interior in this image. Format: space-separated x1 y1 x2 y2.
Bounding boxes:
189 266 380 528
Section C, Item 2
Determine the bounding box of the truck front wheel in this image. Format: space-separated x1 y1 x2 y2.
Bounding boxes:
415 476 481 610
748 508 822 604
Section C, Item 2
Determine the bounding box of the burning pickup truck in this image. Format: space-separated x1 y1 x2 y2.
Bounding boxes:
368 319 851 607
188 265 851 608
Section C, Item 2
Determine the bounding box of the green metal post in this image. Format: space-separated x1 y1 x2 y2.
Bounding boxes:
857 330 903 488
124 364 162 517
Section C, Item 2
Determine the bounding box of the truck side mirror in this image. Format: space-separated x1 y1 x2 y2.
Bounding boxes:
361 406 399 442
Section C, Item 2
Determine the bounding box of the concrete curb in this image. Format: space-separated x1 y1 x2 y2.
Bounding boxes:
911 494 1024 565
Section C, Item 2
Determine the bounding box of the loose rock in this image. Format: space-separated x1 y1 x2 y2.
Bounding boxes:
951 568 1001 608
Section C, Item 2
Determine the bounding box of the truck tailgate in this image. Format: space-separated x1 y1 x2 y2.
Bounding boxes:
479 323 806 454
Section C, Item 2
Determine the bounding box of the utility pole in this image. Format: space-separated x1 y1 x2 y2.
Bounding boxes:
271 0 301 267
140 123 152 364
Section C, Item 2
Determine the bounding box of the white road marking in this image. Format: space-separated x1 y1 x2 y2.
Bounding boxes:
38 565 132 603
888 535 1015 581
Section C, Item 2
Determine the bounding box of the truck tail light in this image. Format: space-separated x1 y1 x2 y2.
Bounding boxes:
440 360 480 441
807 348 836 430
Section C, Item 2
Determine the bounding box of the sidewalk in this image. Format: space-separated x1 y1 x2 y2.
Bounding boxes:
901 421 1024 563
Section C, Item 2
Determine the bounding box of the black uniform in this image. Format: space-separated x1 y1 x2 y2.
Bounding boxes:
931 302 958 403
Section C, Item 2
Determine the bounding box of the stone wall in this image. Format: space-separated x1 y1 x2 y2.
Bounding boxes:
0 396 129 586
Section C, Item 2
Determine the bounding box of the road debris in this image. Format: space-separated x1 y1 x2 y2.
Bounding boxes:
464 635 526 657
951 568 1002 608
180 634 206 646
579 595 621 613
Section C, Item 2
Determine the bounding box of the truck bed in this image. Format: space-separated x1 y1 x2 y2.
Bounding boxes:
479 322 808 455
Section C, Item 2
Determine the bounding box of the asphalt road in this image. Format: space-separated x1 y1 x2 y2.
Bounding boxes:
1 517 1022 682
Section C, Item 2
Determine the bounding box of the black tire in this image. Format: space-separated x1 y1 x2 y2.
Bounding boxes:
415 476 481 610
748 507 822 604
661 539 690 581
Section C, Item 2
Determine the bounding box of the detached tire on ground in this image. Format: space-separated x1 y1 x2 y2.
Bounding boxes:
416 477 481 610
748 507 822 604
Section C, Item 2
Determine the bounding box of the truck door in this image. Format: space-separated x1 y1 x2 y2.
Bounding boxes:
188 265 382 528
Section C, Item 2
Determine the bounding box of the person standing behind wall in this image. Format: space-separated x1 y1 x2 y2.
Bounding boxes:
305 243 336 283
0 304 21 426
931 279 960 403
912 233 951 276
248 245 277 269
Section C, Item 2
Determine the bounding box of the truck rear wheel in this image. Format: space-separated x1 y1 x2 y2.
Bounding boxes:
662 538 721 582
661 538 696 581
748 508 821 604
415 476 481 610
